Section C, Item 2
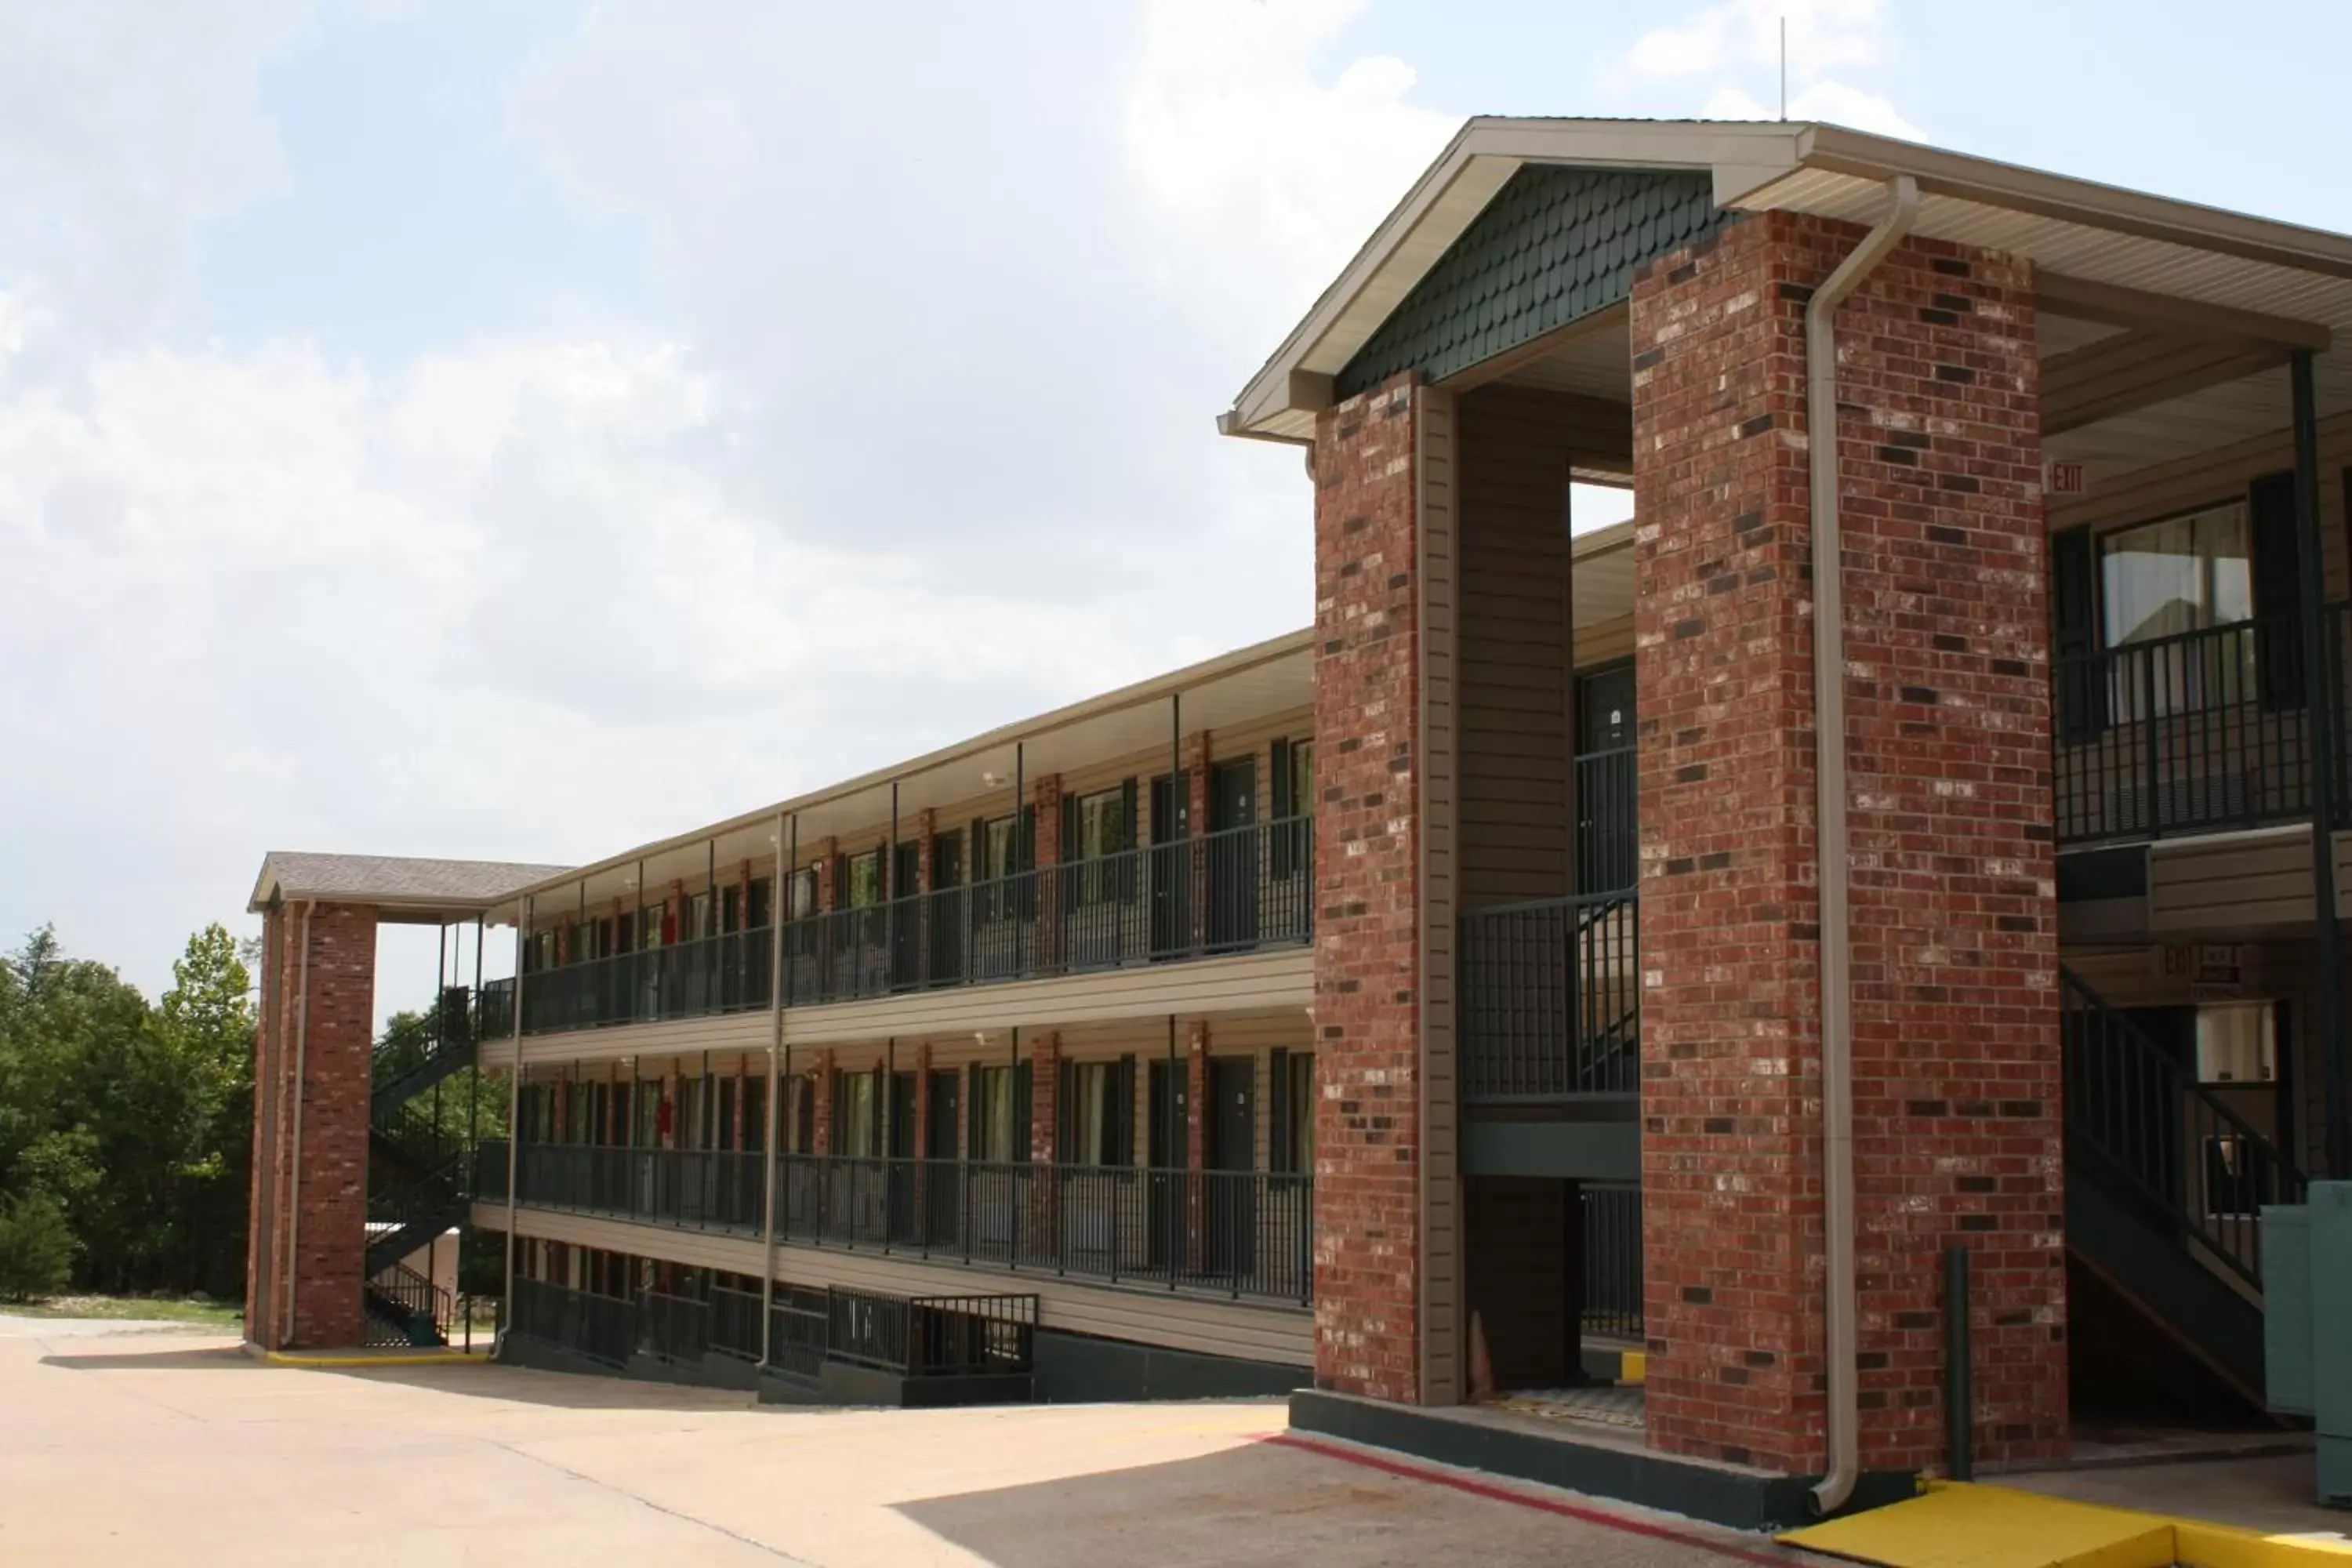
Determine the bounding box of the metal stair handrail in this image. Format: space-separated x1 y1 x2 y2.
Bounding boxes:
2060 963 2306 1288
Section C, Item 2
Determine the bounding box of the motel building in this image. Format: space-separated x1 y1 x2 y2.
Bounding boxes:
245 119 2352 1523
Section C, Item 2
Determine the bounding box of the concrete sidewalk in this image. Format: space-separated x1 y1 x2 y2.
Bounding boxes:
0 1324 1806 1566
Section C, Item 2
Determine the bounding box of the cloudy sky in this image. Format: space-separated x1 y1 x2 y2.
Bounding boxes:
6 0 2352 1016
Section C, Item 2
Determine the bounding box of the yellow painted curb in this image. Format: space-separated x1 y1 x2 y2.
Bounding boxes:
1780 1481 2352 1568
264 1349 480 1369
1618 1350 1646 1385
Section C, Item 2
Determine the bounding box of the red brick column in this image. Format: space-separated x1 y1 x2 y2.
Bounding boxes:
245 900 377 1350
1310 373 1426 1403
1029 1032 1061 1163
912 1042 933 1158
1033 775 1063 968
1186 734 1212 953
1632 213 2061 1476
810 1051 835 1157
815 840 839 913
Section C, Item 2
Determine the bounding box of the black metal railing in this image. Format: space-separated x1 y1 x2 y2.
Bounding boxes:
770 1286 828 1380
773 1155 1311 1305
637 1290 712 1363
708 1284 764 1361
2060 965 2306 1287
372 984 488 1115
477 977 514 1042
1581 1182 1642 1341
2053 612 2352 845
517 819 1313 1036
510 1278 635 1367
470 1138 510 1201
361 1259 452 1348
510 1144 765 1234
1460 889 1639 1102
825 1287 1036 1377
1576 747 1637 895
518 927 774 1035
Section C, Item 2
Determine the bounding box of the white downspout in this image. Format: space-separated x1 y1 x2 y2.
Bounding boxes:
281 899 316 1348
1806 173 1918 1518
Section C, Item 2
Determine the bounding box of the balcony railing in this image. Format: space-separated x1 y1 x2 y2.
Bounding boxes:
510 1277 634 1367
773 1154 1310 1305
2054 609 2352 846
514 818 1312 1036
1575 746 1637 895
1459 888 1639 1104
779 816 1312 1007
481 1140 1310 1306
504 1144 767 1234
518 928 772 1036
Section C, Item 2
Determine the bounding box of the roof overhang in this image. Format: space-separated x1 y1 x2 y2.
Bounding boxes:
249 852 573 926
1222 117 2352 443
491 626 1316 925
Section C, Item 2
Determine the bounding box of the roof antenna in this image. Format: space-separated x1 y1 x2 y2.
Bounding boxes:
1778 16 1788 121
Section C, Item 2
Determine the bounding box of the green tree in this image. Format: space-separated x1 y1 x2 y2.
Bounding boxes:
158 924 255 1295
0 924 256 1298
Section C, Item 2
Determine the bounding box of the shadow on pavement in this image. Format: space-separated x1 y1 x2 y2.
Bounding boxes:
42 1346 258 1373
893 1437 1755 1568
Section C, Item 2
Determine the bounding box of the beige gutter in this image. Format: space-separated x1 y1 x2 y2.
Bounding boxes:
1806 172 1918 1516
499 896 527 1350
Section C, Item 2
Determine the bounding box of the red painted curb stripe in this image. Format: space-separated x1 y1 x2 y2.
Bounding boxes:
1265 1432 1801 1567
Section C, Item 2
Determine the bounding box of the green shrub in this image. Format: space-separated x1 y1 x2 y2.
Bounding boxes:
0 1193 79 1302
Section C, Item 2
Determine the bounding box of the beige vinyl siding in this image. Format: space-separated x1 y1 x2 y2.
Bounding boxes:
1574 613 1635 671
475 1201 1313 1367
1418 384 1463 1406
775 946 1308 1046
1455 386 1575 911
2147 826 2352 935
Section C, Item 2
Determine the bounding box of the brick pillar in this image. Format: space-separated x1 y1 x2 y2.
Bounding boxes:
1185 1020 1210 1272
554 1075 570 1144
733 1056 747 1152
1033 775 1063 969
913 1042 933 1157
245 900 377 1350
1310 374 1426 1404
1631 213 2061 1476
816 840 839 913
1186 734 1212 953
810 1051 835 1157
1029 1032 1061 1163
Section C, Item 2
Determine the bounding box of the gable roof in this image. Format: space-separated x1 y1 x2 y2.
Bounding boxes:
1222 117 2352 441
248 851 572 923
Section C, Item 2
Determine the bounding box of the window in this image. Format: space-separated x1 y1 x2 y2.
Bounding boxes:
1272 739 1314 877
2100 503 2253 648
838 1071 879 1157
1073 788 1131 904
789 868 818 920
2099 503 2256 720
2194 1002 2276 1085
845 851 882 909
1069 1062 1122 1164
980 816 1018 882
973 1066 1019 1162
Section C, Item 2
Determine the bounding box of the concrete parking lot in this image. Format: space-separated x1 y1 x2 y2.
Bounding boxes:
0 1317 1804 1566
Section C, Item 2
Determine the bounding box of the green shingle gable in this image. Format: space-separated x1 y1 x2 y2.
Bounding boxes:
1334 165 1736 396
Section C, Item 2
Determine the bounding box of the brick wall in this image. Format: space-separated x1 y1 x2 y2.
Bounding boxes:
1029 1032 1060 1163
248 901 377 1350
1310 373 1427 1403
1631 212 2061 1475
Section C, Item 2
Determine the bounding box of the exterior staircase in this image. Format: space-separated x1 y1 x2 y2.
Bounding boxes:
2060 964 2306 1417
364 985 497 1342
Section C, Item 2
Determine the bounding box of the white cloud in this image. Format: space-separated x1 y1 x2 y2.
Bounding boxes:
1120 0 1459 352
1610 0 1919 140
